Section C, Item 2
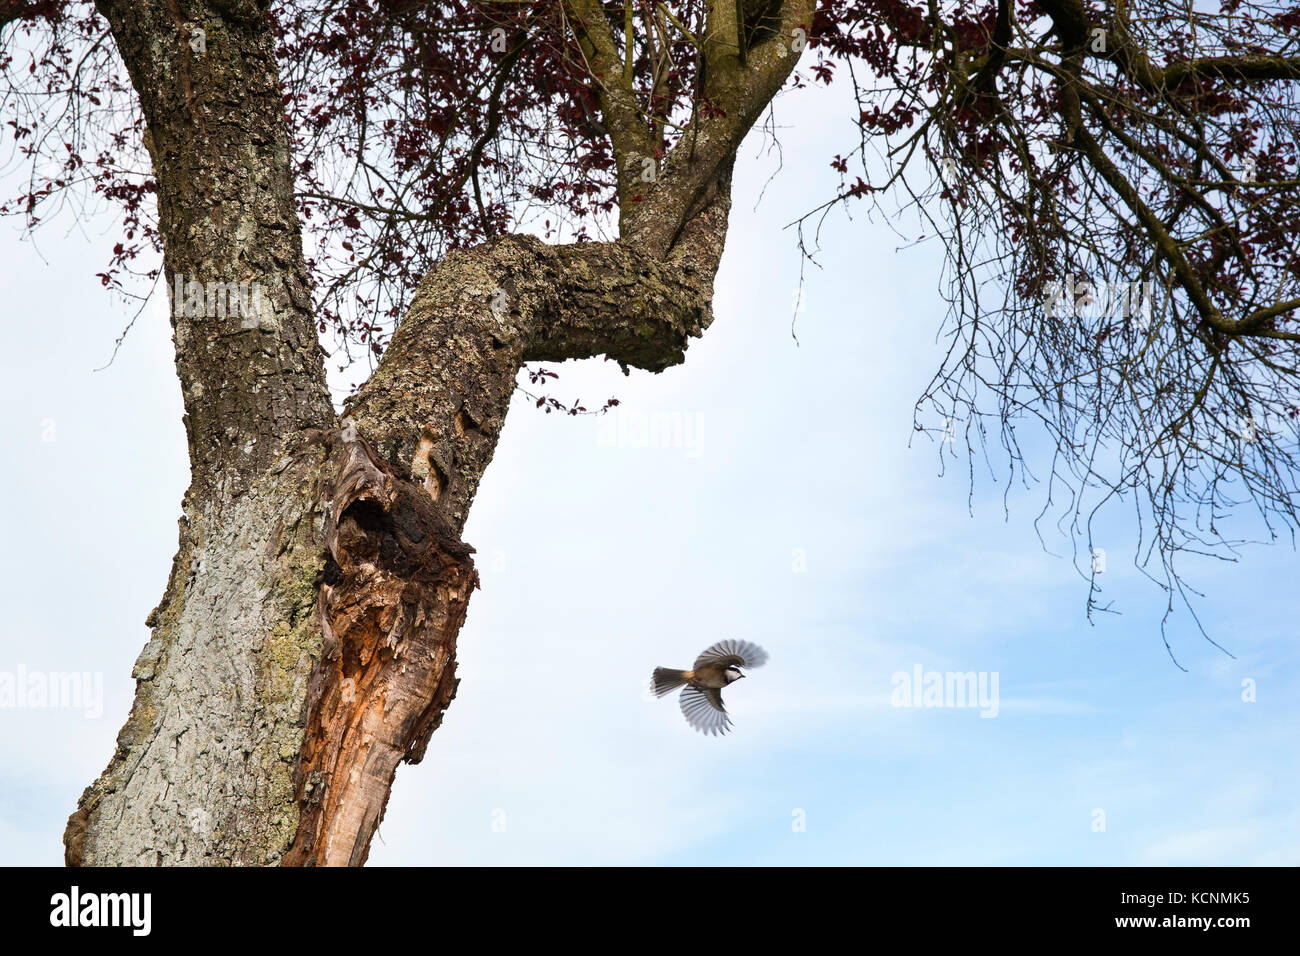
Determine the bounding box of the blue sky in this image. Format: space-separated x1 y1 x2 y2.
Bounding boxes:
1 75 1297 866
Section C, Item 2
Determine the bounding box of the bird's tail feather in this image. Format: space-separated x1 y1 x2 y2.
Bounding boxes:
652 667 688 698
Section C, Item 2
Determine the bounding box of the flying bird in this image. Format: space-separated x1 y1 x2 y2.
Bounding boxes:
651 639 768 735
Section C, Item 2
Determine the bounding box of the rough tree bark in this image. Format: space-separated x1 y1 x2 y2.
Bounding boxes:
65 0 811 865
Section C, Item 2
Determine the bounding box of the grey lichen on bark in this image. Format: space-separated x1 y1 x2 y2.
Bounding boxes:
67 439 333 864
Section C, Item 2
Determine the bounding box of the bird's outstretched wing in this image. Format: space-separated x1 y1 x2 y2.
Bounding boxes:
694 639 769 670
680 685 731 736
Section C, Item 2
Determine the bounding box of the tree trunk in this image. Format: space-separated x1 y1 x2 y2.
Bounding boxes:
66 0 340 865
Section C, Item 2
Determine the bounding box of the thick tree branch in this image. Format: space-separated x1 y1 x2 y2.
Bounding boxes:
621 0 812 253
565 0 658 207
346 180 731 533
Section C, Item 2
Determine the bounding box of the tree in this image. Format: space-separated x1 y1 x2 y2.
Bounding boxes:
3 0 813 866
1 0 1295 865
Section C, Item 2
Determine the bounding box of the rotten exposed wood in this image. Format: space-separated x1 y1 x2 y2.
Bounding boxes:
284 433 476 867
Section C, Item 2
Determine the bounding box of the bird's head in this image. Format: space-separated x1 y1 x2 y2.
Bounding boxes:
724 666 744 683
